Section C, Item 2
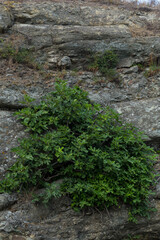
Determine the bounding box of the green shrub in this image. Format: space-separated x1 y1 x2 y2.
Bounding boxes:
0 80 156 221
88 50 118 80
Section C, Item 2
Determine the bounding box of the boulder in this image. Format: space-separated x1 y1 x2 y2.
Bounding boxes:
89 92 160 142
0 87 47 109
111 98 160 141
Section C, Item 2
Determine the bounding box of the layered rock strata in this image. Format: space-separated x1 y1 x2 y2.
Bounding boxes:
1 1 160 239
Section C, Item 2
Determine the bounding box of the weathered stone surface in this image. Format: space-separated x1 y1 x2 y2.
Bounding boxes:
1 66 160 107
0 233 31 240
8 2 160 67
11 3 134 26
0 87 47 109
0 5 13 32
0 196 159 240
123 65 139 74
0 111 25 175
90 89 160 141
11 2 160 30
12 24 131 43
12 23 132 65
0 194 17 211
11 22 160 67
58 56 71 68
111 98 160 141
0 210 20 233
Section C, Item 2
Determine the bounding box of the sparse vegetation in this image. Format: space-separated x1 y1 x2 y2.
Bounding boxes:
144 53 160 77
136 63 146 72
0 39 42 70
88 50 119 81
144 64 160 77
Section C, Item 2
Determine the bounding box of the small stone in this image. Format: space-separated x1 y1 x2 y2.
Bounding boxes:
48 56 59 64
130 83 139 90
123 66 139 74
118 58 133 68
58 56 71 68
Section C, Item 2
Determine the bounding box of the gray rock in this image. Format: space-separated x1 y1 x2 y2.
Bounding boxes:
0 194 17 211
117 57 134 68
88 89 130 105
11 3 131 26
123 65 139 74
0 5 13 32
0 196 159 240
0 87 46 109
0 110 25 175
8 3 160 68
48 55 59 65
111 98 160 141
58 56 71 68
0 211 15 232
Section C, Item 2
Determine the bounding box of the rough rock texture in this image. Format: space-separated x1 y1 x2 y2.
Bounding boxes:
111 98 160 141
1 1 160 239
1 2 159 67
88 94 160 141
0 4 13 33
0 111 25 176
0 193 17 211
0 195 160 240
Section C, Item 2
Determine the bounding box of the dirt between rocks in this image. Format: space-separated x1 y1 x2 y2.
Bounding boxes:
0 59 56 89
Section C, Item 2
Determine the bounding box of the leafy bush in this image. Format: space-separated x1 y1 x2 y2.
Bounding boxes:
88 50 118 80
0 80 156 220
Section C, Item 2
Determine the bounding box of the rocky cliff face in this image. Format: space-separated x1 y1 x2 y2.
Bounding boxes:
1 1 160 239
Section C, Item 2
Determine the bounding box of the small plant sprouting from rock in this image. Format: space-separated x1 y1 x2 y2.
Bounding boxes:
144 53 160 77
88 50 119 81
123 234 142 240
0 80 156 222
144 64 160 77
0 40 41 70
